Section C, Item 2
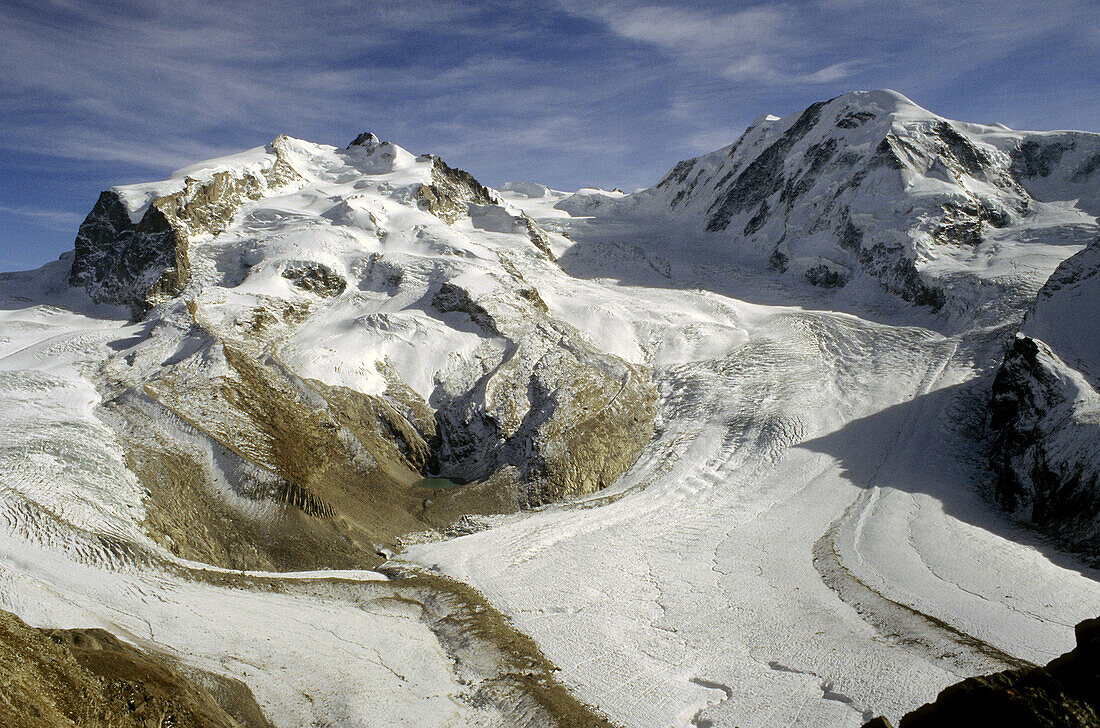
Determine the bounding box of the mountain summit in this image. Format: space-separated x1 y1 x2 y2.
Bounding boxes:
61 132 656 569
571 89 1099 318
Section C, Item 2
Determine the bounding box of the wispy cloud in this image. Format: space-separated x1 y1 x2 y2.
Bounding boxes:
0 204 84 230
556 0 1098 95
555 1 863 85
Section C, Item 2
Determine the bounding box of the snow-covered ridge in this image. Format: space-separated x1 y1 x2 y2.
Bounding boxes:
561 89 1099 319
69 135 305 315
990 239 1100 552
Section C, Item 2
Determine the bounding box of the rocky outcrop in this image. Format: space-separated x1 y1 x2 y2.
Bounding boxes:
69 188 190 317
281 260 347 297
416 154 498 223
0 608 271 728
1003 134 1100 222
70 136 301 316
989 240 1100 553
415 153 557 258
427 278 657 510
347 131 381 149
863 617 1100 728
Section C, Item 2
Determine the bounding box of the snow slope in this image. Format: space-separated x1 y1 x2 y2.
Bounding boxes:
61 132 658 573
0 262 525 726
404 232 1100 726
406 92 1100 726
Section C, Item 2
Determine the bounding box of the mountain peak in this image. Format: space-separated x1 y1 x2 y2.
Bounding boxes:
568 90 1100 315
347 131 381 149
829 88 922 115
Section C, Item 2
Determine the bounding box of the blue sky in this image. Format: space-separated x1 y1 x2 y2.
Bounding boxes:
1 0 1098 271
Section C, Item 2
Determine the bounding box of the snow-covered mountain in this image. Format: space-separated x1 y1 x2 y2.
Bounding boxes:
1 90 1098 728
59 131 657 570
991 238 1100 553
564 90 1098 320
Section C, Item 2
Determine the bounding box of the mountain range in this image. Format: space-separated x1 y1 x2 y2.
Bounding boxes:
0 89 1097 728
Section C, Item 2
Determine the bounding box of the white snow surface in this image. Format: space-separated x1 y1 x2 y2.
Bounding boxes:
113 144 277 223
0 258 517 727
1022 240 1100 383
404 228 1100 726
2 92 1099 728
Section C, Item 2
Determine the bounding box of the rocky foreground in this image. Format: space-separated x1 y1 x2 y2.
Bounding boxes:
0 607 271 728
863 617 1100 728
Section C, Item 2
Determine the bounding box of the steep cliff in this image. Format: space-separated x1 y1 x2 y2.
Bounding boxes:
990 240 1100 554
70 136 302 316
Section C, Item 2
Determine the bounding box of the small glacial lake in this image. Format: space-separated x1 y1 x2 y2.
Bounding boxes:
412 477 467 490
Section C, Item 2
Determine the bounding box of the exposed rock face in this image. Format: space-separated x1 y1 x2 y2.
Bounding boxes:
427 278 656 508
70 132 655 569
416 154 499 223
0 608 270 728
347 131 380 149
281 260 347 296
576 90 1100 316
70 136 301 316
990 240 1100 553
862 617 1100 728
69 188 190 317
1008 136 1100 215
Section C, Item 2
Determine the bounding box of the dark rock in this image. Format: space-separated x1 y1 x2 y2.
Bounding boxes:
416 155 498 224
69 190 188 318
520 212 556 259
657 158 697 188
933 121 994 178
805 263 849 288
70 137 301 317
432 281 502 337
281 261 347 297
347 131 380 149
989 240 1100 554
837 216 945 309
1074 152 1100 183
863 616 1100 728
837 110 876 129
705 100 829 232
768 248 790 272
743 200 770 236
779 137 838 205
990 335 1100 553
1011 140 1076 179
